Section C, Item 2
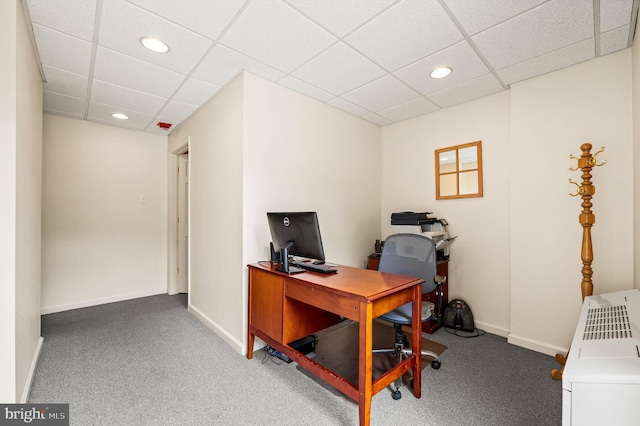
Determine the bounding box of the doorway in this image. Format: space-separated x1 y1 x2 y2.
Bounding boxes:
177 154 188 293
168 137 189 296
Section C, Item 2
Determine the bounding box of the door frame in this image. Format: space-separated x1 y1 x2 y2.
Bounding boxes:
168 136 190 296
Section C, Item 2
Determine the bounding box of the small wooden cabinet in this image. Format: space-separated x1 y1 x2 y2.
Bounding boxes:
367 253 449 334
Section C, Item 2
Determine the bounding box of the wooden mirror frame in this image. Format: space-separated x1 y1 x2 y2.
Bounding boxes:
435 141 483 200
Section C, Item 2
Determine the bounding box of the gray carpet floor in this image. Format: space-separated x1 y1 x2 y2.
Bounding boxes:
29 294 562 425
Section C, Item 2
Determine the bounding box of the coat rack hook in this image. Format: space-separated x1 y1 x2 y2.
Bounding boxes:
569 154 580 171
589 146 606 167
568 179 582 197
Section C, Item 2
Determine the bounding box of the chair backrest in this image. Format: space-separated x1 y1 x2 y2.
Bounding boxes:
378 233 438 295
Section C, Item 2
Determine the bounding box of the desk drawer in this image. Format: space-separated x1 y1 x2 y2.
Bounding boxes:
286 280 358 321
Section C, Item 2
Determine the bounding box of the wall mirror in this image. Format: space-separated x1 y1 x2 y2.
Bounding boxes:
435 141 483 199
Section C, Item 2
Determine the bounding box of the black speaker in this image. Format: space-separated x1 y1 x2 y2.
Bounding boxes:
443 299 475 332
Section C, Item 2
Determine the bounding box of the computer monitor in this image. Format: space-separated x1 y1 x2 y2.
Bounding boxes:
267 212 325 274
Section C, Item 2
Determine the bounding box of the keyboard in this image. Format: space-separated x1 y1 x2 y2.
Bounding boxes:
290 261 338 274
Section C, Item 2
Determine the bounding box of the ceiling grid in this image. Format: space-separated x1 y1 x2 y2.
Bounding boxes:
24 0 638 133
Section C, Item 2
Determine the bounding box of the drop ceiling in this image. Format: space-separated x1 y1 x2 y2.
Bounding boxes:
25 0 638 135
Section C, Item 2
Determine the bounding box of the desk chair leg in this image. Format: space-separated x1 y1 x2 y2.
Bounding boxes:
392 341 404 400
373 323 442 400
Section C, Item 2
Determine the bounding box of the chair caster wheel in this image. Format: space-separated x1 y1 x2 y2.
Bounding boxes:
431 360 441 369
392 390 402 400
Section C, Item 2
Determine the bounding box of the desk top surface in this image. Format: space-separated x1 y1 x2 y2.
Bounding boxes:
249 262 423 303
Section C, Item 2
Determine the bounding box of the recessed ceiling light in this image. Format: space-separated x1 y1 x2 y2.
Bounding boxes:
140 36 169 53
430 67 452 79
112 113 129 120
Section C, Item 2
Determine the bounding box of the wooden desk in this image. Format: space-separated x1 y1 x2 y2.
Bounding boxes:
247 262 424 426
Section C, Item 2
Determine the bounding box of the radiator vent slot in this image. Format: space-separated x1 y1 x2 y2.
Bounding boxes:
582 305 632 340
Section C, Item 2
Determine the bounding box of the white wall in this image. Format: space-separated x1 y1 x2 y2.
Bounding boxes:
0 0 43 402
634 16 640 290
169 72 381 354
168 74 246 351
15 0 43 402
510 49 634 354
0 0 19 402
41 115 168 313
242 72 381 269
381 91 512 336
382 50 634 356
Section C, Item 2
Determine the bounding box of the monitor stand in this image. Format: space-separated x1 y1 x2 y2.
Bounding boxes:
276 242 306 274
278 265 306 274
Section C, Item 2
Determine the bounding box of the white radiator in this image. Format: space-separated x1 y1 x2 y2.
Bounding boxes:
562 289 640 425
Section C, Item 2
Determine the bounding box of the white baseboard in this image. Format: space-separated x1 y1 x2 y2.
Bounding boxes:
473 320 510 338
473 321 568 358
507 333 569 357
20 336 44 403
188 303 243 354
40 288 167 315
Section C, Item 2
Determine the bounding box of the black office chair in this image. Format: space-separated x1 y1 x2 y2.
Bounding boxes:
373 233 445 400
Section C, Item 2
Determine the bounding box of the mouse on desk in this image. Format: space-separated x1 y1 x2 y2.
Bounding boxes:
313 260 325 265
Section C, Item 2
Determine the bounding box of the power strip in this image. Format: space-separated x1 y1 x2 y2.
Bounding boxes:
266 346 292 363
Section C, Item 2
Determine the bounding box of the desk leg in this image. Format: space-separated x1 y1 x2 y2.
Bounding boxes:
247 330 255 359
358 302 373 426
412 284 422 398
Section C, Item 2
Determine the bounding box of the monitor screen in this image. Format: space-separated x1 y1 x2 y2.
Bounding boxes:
267 212 326 266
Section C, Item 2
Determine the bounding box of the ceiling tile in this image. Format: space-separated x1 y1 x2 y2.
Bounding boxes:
362 113 393 126
27 0 97 41
600 0 633 32
327 97 372 117
192 44 285 86
93 47 185 98
32 24 92 75
278 76 335 102
91 79 167 115
99 0 213 75
124 0 248 40
157 100 199 122
220 0 336 72
87 101 153 130
377 97 440 122
341 75 420 112
427 74 504 108
394 41 490 95
287 0 397 37
43 91 86 118
442 0 548 35
42 65 88 99
172 78 222 106
472 0 594 70
24 0 640 129
497 38 594 85
291 42 386 96
345 0 462 71
601 25 631 55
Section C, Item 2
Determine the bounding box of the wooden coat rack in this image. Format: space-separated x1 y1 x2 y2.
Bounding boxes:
551 143 605 380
